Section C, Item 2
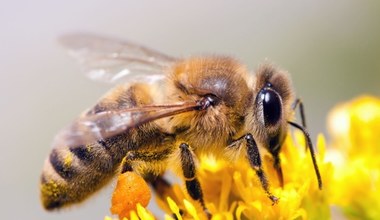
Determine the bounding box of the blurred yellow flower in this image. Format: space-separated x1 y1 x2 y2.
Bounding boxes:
327 95 380 219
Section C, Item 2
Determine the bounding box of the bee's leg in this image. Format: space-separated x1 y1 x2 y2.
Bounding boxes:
229 133 279 204
120 148 172 173
120 156 134 173
120 149 187 218
121 149 191 199
179 143 211 219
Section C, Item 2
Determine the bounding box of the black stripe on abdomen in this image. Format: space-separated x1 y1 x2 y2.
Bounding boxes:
69 143 115 173
49 149 76 180
69 145 94 164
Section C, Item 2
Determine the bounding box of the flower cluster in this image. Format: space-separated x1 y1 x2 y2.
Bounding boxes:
107 135 332 219
150 133 332 220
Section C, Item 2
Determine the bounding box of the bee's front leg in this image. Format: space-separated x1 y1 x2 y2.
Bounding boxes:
179 143 211 219
229 133 279 204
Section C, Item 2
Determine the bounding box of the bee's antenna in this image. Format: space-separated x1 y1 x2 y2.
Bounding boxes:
287 121 323 190
292 99 307 128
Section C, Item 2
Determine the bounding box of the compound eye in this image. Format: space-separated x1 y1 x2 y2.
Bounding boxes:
257 88 282 126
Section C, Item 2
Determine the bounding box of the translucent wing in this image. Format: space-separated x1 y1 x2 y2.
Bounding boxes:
52 102 200 147
60 33 177 83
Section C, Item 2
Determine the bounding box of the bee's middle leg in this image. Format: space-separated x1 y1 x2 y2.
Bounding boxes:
179 143 211 219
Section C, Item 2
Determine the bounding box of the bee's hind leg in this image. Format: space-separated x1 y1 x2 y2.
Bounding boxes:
120 150 186 218
179 143 211 219
120 147 172 173
120 145 211 218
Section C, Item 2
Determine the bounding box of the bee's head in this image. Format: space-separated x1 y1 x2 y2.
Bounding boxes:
247 64 294 149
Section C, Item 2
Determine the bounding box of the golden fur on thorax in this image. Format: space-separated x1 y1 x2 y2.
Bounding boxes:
166 57 252 155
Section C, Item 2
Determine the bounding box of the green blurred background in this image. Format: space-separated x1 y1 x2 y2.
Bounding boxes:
1 1 379 219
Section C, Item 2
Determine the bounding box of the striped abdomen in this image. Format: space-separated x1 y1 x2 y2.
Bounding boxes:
40 84 168 210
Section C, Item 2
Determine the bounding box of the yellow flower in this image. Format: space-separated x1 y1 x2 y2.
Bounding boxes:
159 132 331 220
105 203 155 220
106 131 332 220
105 132 332 220
327 95 380 219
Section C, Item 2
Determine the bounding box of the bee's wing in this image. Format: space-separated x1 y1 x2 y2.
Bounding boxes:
52 102 199 147
60 33 177 84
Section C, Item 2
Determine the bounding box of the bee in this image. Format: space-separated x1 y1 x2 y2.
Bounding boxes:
40 33 322 217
